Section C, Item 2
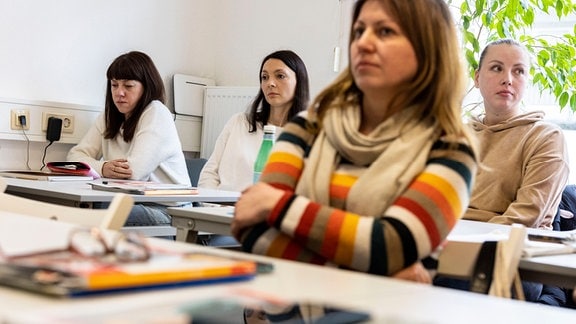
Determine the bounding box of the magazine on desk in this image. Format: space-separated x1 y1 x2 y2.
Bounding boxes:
0 170 94 182
90 180 198 195
0 248 257 297
525 228 576 257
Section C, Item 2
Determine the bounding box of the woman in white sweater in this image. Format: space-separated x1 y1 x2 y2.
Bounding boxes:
67 51 190 228
197 50 309 246
198 50 310 191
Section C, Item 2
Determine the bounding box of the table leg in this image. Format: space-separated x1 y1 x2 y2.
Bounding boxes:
172 216 199 243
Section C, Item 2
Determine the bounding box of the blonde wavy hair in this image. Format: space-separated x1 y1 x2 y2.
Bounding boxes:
310 0 472 145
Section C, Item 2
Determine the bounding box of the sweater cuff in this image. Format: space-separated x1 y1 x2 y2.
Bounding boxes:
267 191 295 229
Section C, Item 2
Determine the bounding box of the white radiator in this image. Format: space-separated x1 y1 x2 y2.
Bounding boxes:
200 86 258 159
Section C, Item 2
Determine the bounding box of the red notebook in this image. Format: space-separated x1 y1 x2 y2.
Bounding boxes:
47 161 100 179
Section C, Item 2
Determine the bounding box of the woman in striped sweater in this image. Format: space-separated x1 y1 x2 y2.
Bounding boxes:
231 0 477 281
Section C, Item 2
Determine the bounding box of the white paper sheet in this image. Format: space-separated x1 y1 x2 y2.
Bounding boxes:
0 212 72 257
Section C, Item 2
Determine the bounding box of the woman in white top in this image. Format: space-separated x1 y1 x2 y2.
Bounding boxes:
68 51 190 228
198 50 309 246
198 50 310 191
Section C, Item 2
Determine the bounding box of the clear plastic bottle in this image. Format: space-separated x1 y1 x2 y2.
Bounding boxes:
253 125 276 183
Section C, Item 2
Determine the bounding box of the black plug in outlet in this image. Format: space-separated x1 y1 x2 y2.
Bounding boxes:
18 115 27 127
46 117 62 142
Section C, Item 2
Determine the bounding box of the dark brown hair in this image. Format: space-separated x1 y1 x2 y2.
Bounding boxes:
247 50 310 132
104 51 166 141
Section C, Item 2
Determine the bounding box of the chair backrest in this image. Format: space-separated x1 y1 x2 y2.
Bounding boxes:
185 158 207 187
436 223 527 300
0 177 134 230
486 224 526 299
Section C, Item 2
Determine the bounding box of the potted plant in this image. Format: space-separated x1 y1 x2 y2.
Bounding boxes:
450 0 576 115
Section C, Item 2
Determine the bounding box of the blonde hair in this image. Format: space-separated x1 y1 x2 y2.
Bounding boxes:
310 0 473 145
478 38 531 70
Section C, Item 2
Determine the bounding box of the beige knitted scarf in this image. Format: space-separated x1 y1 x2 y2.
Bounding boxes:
296 103 438 216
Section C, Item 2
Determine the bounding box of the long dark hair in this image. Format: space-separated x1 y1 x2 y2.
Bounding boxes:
104 51 166 141
247 50 310 133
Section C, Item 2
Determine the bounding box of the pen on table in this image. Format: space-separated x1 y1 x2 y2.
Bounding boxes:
528 234 566 244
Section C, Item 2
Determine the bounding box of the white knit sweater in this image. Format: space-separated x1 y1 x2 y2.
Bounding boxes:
199 112 281 191
67 100 190 186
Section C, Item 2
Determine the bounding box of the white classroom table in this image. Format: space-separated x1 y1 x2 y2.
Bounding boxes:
167 208 576 289
168 206 234 242
1 212 575 323
3 177 240 207
3 178 239 237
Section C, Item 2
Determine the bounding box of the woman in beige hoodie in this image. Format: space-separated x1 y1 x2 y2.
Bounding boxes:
436 39 570 305
464 39 569 230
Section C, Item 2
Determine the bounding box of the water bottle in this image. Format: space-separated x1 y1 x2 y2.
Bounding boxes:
253 125 276 183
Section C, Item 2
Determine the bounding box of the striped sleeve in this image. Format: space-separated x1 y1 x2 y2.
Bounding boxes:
259 115 313 191
240 127 477 276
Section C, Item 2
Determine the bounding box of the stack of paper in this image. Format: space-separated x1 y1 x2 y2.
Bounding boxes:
90 180 197 195
0 170 93 182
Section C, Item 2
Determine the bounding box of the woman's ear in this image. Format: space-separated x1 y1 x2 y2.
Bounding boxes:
473 69 480 88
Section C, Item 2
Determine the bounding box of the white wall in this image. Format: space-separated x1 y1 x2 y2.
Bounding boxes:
212 0 351 96
0 0 347 170
0 0 216 108
0 0 348 108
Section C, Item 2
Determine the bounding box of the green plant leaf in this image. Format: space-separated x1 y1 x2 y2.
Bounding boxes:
475 0 485 14
525 8 535 24
455 0 576 113
559 91 569 108
555 0 565 18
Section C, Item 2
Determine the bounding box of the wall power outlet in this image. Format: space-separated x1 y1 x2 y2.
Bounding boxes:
42 112 74 133
10 109 30 130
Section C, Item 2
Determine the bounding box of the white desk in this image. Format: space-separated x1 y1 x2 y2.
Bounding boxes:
1 213 576 323
167 209 576 289
3 178 239 237
448 220 576 289
168 206 234 242
3 178 240 207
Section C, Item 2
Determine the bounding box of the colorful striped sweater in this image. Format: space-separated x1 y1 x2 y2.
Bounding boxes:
241 115 477 276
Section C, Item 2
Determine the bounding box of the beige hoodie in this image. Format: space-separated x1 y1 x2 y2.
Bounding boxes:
464 110 569 229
